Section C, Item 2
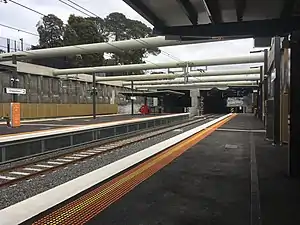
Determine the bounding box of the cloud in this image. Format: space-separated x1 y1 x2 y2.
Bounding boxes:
0 0 263 71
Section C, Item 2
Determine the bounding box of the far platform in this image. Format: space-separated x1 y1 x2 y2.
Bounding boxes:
0 114 158 136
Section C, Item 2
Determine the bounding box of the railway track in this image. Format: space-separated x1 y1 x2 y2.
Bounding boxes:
0 114 217 187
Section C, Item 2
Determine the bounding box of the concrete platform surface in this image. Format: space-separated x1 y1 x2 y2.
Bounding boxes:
0 114 156 136
89 114 300 225
16 114 300 225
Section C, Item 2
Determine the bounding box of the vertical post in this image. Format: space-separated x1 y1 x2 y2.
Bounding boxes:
289 31 300 177
263 49 269 125
263 76 268 127
256 86 259 117
258 66 264 119
6 38 10 53
12 55 18 103
264 49 268 75
131 81 134 115
92 73 96 119
20 38 24 51
14 40 17 52
273 36 281 145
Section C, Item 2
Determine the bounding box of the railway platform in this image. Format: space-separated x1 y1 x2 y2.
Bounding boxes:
0 114 154 136
1 114 300 225
0 113 188 163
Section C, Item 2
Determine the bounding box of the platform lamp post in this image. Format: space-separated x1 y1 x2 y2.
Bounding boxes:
92 73 97 119
131 80 134 115
7 54 21 129
11 55 19 102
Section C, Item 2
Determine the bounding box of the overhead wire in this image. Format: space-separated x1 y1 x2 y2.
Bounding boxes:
64 0 99 17
0 23 39 37
7 0 45 16
57 0 94 17
2 0 43 58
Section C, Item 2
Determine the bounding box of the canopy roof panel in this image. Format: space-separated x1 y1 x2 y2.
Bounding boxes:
123 0 300 37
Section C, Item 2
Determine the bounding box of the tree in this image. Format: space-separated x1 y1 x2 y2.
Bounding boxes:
31 13 160 70
103 13 161 68
29 14 66 68
65 15 106 67
37 14 64 48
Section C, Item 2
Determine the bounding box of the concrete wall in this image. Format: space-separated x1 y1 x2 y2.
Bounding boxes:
0 62 145 118
0 71 128 105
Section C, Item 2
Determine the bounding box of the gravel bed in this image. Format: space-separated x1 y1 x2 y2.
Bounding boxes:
0 117 216 209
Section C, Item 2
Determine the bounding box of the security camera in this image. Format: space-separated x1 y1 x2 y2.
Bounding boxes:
10 78 14 82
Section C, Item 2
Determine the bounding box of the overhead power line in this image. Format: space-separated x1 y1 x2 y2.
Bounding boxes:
0 23 39 36
57 0 93 17
65 0 98 17
7 0 45 16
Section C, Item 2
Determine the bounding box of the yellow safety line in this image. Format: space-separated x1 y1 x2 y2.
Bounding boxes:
33 114 236 225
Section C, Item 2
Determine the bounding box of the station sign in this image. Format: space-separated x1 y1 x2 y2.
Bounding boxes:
4 87 26 95
227 97 244 107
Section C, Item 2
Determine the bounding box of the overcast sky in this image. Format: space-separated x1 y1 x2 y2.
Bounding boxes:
0 0 263 72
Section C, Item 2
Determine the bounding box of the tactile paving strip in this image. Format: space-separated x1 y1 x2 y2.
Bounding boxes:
32 114 235 225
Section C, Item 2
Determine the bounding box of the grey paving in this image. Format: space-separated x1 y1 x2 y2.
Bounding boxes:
87 114 253 225
84 114 300 225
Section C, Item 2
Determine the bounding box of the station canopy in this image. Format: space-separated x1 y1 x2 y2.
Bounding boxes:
123 0 300 39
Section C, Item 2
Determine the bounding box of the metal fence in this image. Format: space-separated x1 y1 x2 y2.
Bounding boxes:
0 36 33 53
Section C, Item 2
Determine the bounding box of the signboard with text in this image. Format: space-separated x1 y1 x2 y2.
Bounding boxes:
4 87 26 95
227 97 244 107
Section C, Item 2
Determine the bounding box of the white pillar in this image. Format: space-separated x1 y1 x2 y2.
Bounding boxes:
189 88 200 117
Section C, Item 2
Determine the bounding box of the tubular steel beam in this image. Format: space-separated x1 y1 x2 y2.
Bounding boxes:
122 74 260 85
176 0 198 25
127 81 258 89
95 68 260 82
54 54 264 75
0 36 203 61
155 17 300 37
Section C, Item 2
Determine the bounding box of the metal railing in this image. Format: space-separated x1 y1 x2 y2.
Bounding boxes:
0 36 33 53
0 114 189 163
